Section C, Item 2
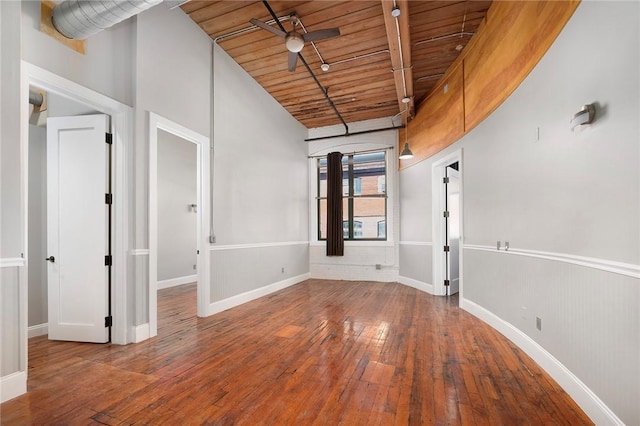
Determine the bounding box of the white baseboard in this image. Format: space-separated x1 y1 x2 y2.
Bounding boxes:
130 323 150 343
461 299 623 426
28 323 48 338
1 371 26 403
207 273 309 316
157 274 197 290
398 275 434 294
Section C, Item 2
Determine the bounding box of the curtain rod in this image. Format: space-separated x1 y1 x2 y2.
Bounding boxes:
308 145 393 159
304 125 404 142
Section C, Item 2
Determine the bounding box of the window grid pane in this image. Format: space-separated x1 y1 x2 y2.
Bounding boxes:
318 151 387 241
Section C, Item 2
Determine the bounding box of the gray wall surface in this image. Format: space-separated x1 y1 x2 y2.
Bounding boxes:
157 129 197 282
399 2 639 424
211 43 309 302
28 125 47 327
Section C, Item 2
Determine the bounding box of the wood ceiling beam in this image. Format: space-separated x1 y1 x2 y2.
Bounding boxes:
381 0 414 123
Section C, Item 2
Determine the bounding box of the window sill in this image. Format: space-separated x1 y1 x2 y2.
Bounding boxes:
310 240 395 248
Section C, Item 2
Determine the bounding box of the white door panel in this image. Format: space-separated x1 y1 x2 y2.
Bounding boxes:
47 114 110 343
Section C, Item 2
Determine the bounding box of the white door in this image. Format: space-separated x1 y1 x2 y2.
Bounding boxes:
47 114 110 343
446 167 460 295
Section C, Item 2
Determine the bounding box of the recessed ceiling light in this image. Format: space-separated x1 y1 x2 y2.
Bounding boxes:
391 7 401 18
455 44 464 52
402 96 411 104
321 63 330 72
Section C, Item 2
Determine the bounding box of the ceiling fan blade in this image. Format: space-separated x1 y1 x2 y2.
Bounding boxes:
250 18 286 38
302 28 340 43
288 51 298 72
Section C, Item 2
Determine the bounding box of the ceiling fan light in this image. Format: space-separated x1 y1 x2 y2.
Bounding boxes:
285 33 305 52
399 142 414 160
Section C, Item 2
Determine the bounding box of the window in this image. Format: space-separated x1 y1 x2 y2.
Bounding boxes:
318 151 387 240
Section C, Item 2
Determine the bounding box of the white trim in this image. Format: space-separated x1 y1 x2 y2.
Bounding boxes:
157 274 197 290
464 244 640 279
0 258 25 268
398 241 433 246
398 275 434 294
149 112 210 339
129 249 149 256
461 299 623 426
432 149 464 297
207 273 309 316
27 323 48 338
308 240 393 248
130 323 150 344
209 241 309 251
0 371 27 403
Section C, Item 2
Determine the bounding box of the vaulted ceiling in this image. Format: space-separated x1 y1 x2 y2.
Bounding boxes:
181 1 491 129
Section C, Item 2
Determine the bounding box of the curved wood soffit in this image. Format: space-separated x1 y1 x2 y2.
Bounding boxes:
398 0 581 170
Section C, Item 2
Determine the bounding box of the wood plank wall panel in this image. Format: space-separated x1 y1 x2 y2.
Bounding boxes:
399 63 464 169
399 0 580 170
463 0 580 132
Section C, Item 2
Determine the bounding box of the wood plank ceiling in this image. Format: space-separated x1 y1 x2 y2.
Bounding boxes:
181 1 491 130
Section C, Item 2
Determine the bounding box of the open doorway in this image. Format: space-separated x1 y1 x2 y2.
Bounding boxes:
148 113 210 338
27 89 113 343
21 63 132 358
432 149 463 299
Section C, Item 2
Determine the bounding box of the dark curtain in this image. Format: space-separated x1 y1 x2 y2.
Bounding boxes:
326 151 344 256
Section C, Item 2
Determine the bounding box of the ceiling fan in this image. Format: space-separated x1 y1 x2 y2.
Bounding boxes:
250 14 340 72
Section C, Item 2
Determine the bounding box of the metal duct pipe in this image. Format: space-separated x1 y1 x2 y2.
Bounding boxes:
52 0 162 40
29 91 44 107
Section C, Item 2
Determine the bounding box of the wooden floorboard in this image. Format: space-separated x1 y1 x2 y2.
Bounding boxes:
0 279 592 425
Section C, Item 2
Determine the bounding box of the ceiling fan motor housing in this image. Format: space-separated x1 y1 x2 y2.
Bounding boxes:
285 32 305 52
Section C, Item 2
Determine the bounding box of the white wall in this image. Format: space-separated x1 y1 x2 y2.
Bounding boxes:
210 43 309 304
157 129 197 283
307 117 400 282
133 4 212 325
399 2 639 424
1 0 26 401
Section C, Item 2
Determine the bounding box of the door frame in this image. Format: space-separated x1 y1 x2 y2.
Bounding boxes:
21 62 132 345
431 149 464 299
148 112 210 337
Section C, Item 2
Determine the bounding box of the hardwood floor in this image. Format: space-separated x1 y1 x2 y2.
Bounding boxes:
1 279 591 425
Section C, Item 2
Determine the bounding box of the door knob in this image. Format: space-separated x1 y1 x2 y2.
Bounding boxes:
46 256 55 263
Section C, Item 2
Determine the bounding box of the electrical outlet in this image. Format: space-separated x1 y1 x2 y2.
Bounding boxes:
536 317 542 331
375 264 382 270
193 264 197 270
281 267 285 273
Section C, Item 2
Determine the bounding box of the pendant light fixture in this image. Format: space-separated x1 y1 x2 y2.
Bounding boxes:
399 119 414 160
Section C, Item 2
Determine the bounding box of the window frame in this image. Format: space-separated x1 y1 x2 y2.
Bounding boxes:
316 150 388 242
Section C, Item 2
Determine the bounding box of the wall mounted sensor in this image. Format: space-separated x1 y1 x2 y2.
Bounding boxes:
570 104 595 131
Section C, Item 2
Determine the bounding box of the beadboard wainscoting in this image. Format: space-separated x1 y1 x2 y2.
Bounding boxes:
129 249 149 342
462 245 638 425
209 242 310 315
398 241 433 294
1 259 27 403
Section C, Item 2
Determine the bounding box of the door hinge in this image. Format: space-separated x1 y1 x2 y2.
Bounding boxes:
105 133 113 144
443 211 449 218
105 316 113 327
444 245 450 252
443 177 449 184
444 279 450 286
105 193 112 205
105 255 112 266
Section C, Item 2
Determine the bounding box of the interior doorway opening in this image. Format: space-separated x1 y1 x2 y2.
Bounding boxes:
431 149 463 299
148 112 210 339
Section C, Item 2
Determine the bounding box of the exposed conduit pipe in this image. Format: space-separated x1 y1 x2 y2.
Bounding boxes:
52 0 162 40
261 0 349 135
